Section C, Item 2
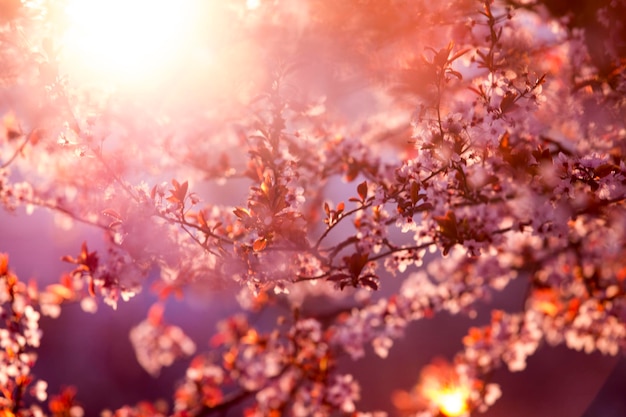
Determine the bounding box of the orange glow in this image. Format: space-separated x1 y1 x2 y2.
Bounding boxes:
419 359 471 417
424 386 470 416
532 287 561 316
59 0 198 85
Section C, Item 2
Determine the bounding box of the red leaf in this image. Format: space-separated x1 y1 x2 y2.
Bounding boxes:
448 69 463 80
253 238 267 252
499 131 511 151
500 92 518 114
346 252 369 278
449 48 471 63
0 253 8 276
233 207 250 219
46 283 74 300
357 181 368 201
410 182 420 205
360 276 379 290
79 242 99 272
198 211 208 229
179 181 188 197
28 128 43 145
61 255 76 264
169 179 189 203
595 163 619 178
434 211 458 240
87 276 96 297
434 43 452 67
147 303 164 326
345 163 359 182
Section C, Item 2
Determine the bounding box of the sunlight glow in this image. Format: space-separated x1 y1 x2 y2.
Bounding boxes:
419 360 471 417
246 0 262 10
426 386 470 417
60 0 198 85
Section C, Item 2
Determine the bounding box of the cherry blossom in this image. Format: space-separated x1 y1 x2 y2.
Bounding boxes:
0 0 625 415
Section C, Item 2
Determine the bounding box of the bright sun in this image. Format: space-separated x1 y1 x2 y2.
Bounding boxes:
432 387 469 417
61 0 198 86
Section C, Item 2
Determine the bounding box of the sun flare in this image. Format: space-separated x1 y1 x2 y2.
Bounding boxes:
418 360 471 417
428 387 470 417
60 0 198 85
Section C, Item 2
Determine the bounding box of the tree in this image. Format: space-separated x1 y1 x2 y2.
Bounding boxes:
1 0 625 415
